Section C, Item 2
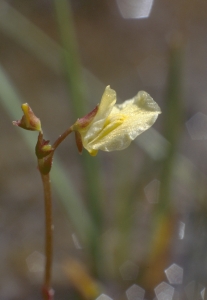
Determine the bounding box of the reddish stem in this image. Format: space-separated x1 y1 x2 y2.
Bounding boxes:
52 126 73 150
41 172 54 300
42 286 54 300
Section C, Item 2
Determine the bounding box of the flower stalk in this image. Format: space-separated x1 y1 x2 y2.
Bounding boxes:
52 126 73 150
13 86 161 299
41 172 54 300
37 129 74 300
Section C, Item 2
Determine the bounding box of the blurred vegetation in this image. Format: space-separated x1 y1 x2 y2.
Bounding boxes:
1 1 207 300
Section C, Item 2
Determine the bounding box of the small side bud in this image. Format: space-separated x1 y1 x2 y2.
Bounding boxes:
36 133 54 159
12 103 42 131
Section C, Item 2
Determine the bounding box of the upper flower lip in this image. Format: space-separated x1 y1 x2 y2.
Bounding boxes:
73 86 161 156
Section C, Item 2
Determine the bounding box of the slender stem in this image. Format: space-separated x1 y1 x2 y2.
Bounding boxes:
39 126 73 300
37 127 74 300
41 172 54 300
52 126 73 150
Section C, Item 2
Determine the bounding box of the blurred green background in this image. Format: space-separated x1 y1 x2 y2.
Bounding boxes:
0 0 207 299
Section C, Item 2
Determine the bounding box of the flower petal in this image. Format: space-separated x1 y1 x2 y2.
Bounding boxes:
82 85 116 145
86 91 161 152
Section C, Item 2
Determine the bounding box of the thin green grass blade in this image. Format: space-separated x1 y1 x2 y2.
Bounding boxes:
0 1 61 74
157 37 184 215
53 0 104 274
53 0 86 117
138 37 185 285
53 0 104 230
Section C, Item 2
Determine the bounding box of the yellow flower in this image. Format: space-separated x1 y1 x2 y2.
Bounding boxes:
73 86 161 156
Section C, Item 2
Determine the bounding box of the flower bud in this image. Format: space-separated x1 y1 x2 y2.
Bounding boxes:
13 103 42 131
